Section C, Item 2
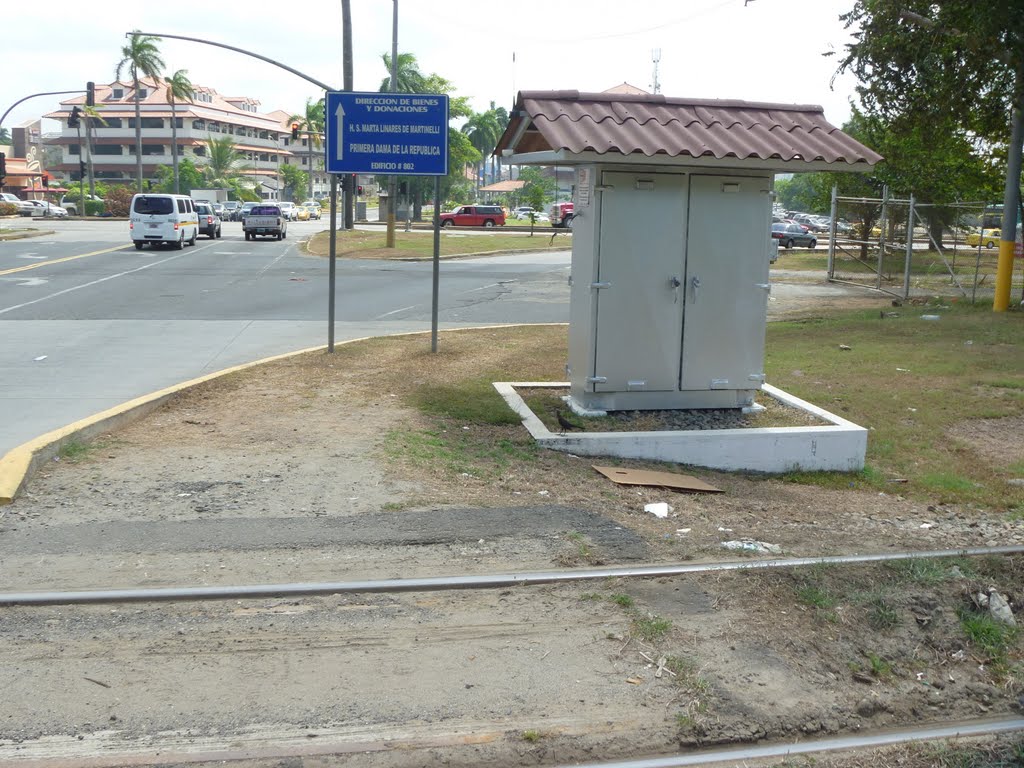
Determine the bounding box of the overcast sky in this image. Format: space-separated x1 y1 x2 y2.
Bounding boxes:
2 0 861 134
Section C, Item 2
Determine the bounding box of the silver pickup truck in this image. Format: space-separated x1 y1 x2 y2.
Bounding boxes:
243 204 288 241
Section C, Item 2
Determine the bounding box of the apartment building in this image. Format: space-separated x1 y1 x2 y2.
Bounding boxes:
44 78 326 198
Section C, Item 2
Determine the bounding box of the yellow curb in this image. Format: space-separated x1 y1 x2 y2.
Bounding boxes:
0 324 562 506
0 342 320 506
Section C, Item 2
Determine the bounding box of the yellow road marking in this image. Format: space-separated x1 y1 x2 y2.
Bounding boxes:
0 244 133 277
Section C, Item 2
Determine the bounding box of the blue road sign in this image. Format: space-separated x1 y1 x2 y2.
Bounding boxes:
324 91 449 176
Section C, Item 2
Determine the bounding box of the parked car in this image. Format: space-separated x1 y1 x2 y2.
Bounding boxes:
279 201 299 221
512 206 536 219
771 222 817 249
295 206 310 221
1 193 37 216
302 203 321 220
25 200 69 217
210 202 225 218
194 201 223 239
965 228 1000 248
222 201 242 220
59 194 103 216
438 205 506 227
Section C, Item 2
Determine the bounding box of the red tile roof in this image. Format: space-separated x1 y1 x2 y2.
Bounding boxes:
496 90 882 169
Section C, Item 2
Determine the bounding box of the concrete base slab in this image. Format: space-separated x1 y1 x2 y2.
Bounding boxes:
494 382 867 473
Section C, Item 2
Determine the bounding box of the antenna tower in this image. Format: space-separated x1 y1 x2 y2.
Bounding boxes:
651 48 662 94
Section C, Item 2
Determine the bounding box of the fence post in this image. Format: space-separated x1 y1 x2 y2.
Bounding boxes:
903 195 915 300
828 184 838 279
877 185 889 290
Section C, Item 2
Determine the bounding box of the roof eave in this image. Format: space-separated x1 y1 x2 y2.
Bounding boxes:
505 148 877 173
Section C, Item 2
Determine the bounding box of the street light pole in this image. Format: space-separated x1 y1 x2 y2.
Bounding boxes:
385 0 398 248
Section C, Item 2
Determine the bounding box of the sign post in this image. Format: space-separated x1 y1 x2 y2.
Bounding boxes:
324 91 449 350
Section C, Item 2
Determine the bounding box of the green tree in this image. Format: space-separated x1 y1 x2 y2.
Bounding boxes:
288 98 324 200
375 55 479 217
116 31 165 192
163 69 194 194
834 1 1021 144
203 135 244 186
0 127 11 144
152 158 205 194
279 163 307 202
462 109 502 195
81 105 108 199
379 52 425 93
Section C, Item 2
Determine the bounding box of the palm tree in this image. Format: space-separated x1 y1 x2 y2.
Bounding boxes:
115 31 165 192
462 110 501 195
203 135 243 186
0 127 10 144
378 52 425 93
81 105 108 198
163 69 194 194
288 98 325 200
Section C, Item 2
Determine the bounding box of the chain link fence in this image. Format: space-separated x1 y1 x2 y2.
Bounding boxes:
825 186 1013 303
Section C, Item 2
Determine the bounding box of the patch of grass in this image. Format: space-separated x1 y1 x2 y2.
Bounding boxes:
920 472 979 495
610 594 635 608
767 303 1024 509
521 729 542 743
579 592 603 602
796 583 837 610
305 229 570 260
868 597 901 630
925 738 1024 767
866 652 893 680
959 608 1019 674
884 557 955 586
412 378 521 425
632 614 673 643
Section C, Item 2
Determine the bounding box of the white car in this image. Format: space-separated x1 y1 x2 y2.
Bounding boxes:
0 192 35 216
26 200 68 218
279 201 299 221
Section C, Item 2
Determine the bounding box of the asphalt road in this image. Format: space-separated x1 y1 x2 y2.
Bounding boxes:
0 218 572 452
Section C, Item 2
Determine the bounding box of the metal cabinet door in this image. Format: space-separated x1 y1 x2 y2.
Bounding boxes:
593 172 688 392
680 175 771 391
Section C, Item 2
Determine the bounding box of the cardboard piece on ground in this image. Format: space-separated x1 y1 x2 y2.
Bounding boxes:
593 465 723 494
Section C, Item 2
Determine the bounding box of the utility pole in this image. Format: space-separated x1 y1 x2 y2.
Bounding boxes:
385 0 398 248
342 0 354 229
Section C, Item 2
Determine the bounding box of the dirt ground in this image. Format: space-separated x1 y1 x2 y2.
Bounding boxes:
1 289 1022 767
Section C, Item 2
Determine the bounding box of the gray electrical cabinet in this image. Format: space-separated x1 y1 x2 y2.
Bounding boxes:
567 166 773 412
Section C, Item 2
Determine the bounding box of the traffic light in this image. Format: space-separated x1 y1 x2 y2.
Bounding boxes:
86 81 95 107
0 152 6 188
79 161 86 179
357 185 363 195
291 122 299 140
68 106 81 128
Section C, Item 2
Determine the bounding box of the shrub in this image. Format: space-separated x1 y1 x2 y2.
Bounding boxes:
0 202 19 216
103 185 134 217
84 199 106 216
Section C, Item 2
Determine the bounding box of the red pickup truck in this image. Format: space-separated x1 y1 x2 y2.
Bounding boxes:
439 205 506 227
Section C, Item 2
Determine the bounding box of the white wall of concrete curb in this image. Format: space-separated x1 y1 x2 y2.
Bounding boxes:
494 382 868 473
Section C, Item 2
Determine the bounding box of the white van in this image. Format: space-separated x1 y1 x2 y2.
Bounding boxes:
129 194 199 250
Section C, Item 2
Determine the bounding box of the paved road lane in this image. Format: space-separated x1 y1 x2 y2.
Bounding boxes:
0 220 572 453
